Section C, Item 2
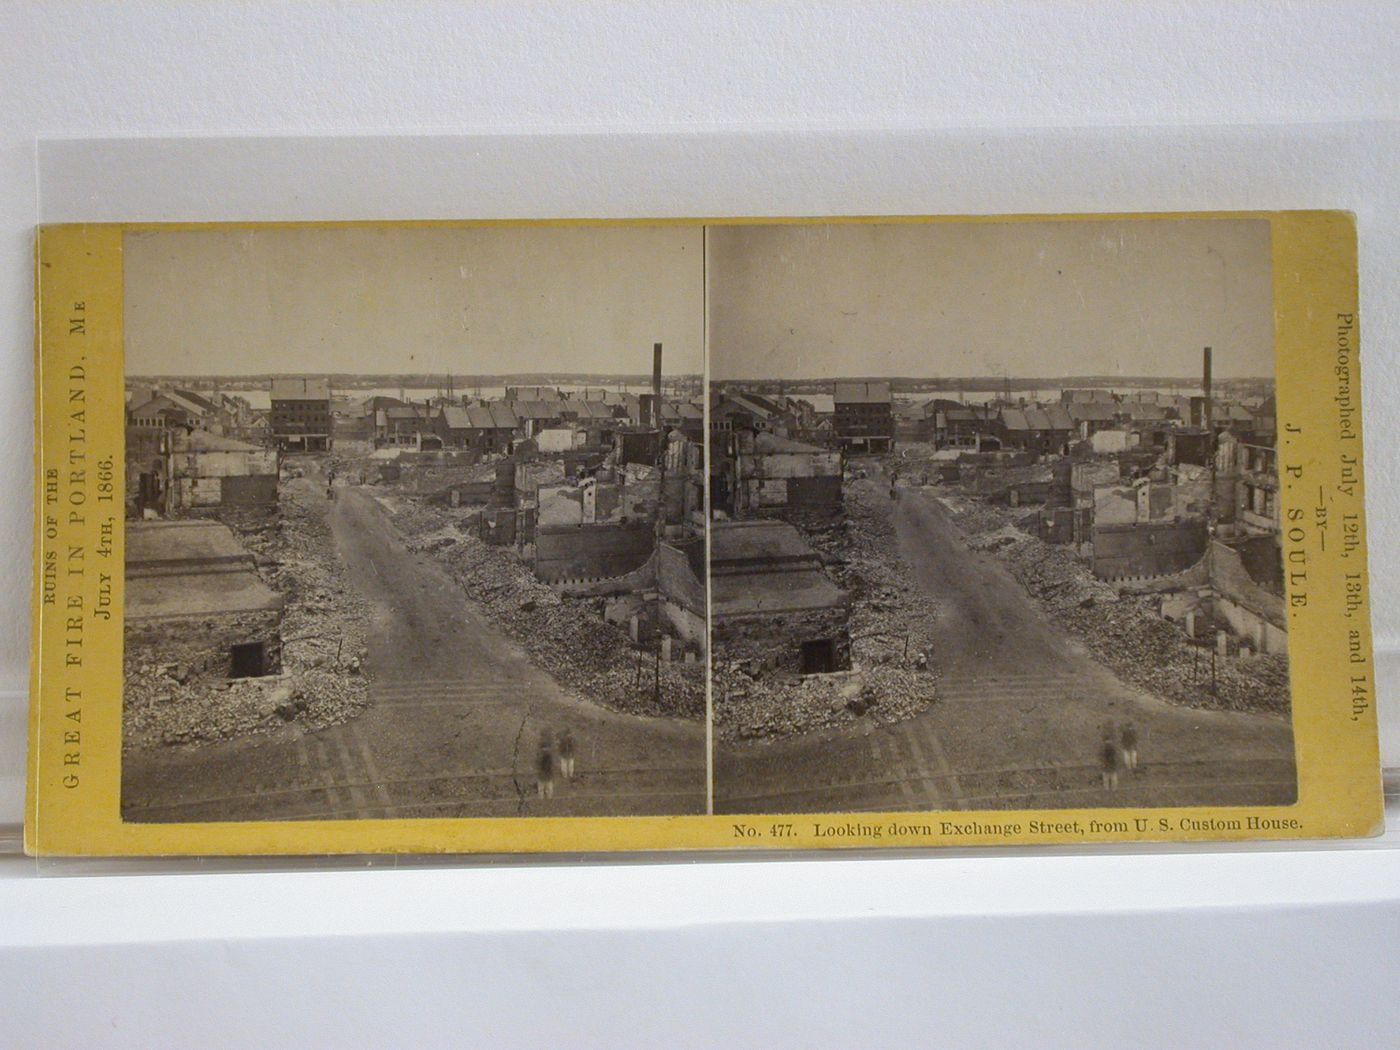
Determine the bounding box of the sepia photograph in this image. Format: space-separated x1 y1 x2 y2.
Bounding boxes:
119 224 707 820
708 218 1295 814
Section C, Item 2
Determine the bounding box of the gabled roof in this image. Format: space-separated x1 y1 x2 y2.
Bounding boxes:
172 388 220 414
487 404 520 428
271 377 331 400
127 395 189 420
1022 407 1053 431
892 400 925 420
724 392 780 419
162 390 216 417
736 392 786 415
472 404 521 428
997 405 1067 432
1066 401 1120 422
573 401 617 420
833 380 892 404
511 400 564 420
1125 402 1171 421
1000 408 1031 431
1218 403 1254 422
438 405 473 430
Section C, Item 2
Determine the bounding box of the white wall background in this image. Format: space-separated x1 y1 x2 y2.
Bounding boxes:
1 5 1397 1047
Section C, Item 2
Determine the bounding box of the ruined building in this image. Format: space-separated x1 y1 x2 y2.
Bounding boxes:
710 520 852 676
126 520 285 680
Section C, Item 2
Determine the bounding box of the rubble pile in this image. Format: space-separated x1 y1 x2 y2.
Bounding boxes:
392 500 703 720
950 500 1291 715
246 480 374 690
123 667 370 750
717 483 940 741
123 478 373 750
713 662 938 742
813 485 942 672
936 494 1007 536
517 460 567 488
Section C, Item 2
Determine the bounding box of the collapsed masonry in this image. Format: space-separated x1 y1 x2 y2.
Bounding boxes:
709 520 852 676
125 519 285 681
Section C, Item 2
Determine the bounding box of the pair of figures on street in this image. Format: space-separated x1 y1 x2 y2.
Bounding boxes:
1101 721 1139 790
536 728 577 799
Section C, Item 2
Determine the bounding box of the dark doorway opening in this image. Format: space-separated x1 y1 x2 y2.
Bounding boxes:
230 642 268 679
800 639 836 675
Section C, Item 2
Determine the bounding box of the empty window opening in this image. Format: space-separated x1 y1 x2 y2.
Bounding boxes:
230 642 268 679
801 639 836 675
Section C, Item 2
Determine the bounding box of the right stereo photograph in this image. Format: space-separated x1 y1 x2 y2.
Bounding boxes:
706 217 1296 815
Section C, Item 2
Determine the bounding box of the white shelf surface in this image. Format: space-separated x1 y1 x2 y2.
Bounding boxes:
2 800 1398 1048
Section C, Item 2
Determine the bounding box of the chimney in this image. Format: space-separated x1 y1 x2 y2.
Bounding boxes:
652 342 663 430
1202 346 1213 432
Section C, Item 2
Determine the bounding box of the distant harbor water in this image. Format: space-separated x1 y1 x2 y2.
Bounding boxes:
234 383 667 411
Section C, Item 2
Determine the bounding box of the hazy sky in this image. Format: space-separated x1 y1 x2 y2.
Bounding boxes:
708 218 1274 380
124 224 704 376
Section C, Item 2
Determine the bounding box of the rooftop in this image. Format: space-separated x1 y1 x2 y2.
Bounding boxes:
270 377 331 400
833 380 892 404
126 521 283 622
710 521 848 618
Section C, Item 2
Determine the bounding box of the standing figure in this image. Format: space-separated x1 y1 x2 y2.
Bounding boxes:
1100 725 1121 791
1121 722 1139 772
536 729 556 800
558 728 577 780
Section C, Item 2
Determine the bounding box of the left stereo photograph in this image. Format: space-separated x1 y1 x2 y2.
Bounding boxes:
114 224 708 822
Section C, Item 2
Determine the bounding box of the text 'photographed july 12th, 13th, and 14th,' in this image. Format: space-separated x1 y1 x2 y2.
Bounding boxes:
29 213 1382 853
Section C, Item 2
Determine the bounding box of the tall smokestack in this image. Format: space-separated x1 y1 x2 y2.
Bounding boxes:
1202 346 1213 431
652 342 663 429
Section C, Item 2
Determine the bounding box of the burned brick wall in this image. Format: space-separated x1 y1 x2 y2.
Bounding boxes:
1092 520 1208 581
534 523 655 583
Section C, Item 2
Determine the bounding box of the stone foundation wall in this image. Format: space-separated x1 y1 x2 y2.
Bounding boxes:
125 608 283 682
713 608 851 675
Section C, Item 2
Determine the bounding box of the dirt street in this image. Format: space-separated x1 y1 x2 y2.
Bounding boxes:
714 474 1296 813
123 476 705 820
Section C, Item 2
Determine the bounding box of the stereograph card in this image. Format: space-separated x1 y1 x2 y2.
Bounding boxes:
26 212 1382 856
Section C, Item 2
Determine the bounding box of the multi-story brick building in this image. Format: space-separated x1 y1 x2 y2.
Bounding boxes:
269 377 332 451
832 380 893 453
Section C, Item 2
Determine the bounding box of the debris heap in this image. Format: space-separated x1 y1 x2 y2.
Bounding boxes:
392 500 704 721
714 482 940 742
123 478 373 751
948 498 1291 715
